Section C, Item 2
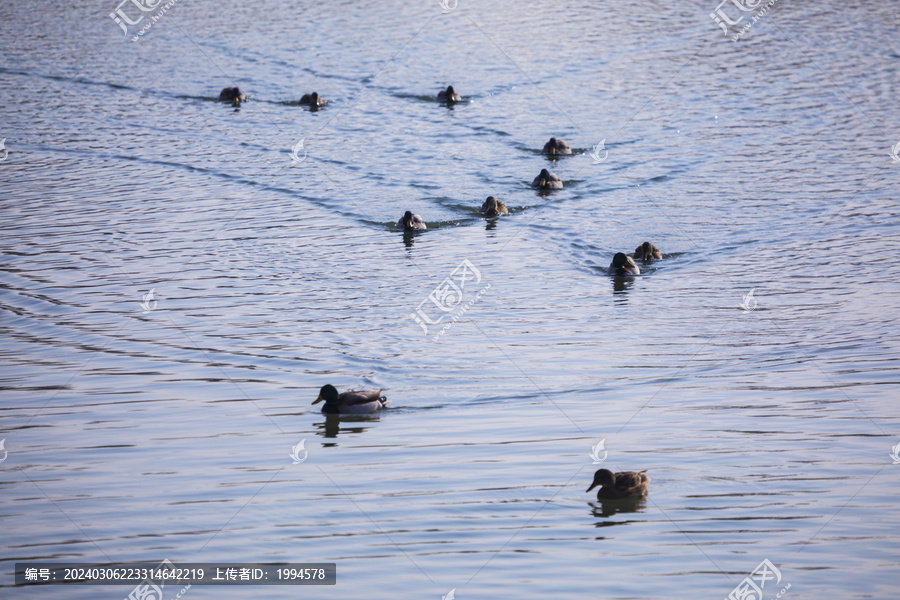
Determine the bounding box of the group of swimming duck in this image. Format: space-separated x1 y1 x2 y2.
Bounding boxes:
313 384 649 500
231 82 651 501
218 86 325 109
219 84 663 279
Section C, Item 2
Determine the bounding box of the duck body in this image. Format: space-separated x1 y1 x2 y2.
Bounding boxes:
607 252 640 276
398 210 427 230
481 196 508 217
634 241 662 261
541 137 572 155
219 87 245 106
437 85 462 103
299 92 325 107
531 168 563 189
313 384 388 414
587 469 649 500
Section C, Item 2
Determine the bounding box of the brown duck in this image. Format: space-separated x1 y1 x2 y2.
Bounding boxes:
481 196 508 217
633 242 662 261
586 469 649 499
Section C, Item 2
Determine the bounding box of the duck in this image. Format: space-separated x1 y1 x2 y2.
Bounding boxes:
586 468 649 500
437 85 462 103
398 210 427 230
299 92 325 107
541 137 572 155
633 241 662 261
607 252 640 276
531 168 563 189
313 384 388 414
219 87 245 106
481 196 508 217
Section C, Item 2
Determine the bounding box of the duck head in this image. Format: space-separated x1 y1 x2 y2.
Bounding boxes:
640 242 652 259
637 241 657 261
612 252 627 269
309 92 321 105
537 168 552 187
482 196 500 215
313 384 339 406
587 468 616 492
220 87 245 103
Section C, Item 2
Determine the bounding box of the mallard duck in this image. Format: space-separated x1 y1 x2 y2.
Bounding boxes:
531 168 563 189
541 137 572 155
299 92 325 107
437 85 462 102
481 196 508 217
633 241 662 261
586 469 649 499
398 211 427 231
313 384 388 414
219 87 245 106
607 252 640 276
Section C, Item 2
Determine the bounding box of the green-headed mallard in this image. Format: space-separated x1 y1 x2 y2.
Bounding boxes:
219 87 245 107
541 137 572 155
313 384 388 414
437 85 462 103
633 241 662 261
586 468 649 499
398 210 427 231
481 196 508 217
607 252 640 276
299 92 325 107
531 168 563 189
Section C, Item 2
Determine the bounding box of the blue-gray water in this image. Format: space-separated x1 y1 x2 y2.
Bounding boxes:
2 1 899 598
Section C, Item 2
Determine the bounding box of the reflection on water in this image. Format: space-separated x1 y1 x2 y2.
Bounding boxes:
402 230 423 249
316 414 382 441
590 497 648 519
612 275 637 298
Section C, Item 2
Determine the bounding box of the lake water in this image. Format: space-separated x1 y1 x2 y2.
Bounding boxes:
2 0 899 598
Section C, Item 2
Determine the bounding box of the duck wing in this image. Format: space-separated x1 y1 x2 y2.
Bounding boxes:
614 471 645 488
338 390 385 405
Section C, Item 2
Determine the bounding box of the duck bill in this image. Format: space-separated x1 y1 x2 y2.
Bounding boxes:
586 482 598 493
312 394 324 405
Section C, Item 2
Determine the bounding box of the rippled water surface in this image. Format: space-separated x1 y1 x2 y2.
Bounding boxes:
2 1 899 598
